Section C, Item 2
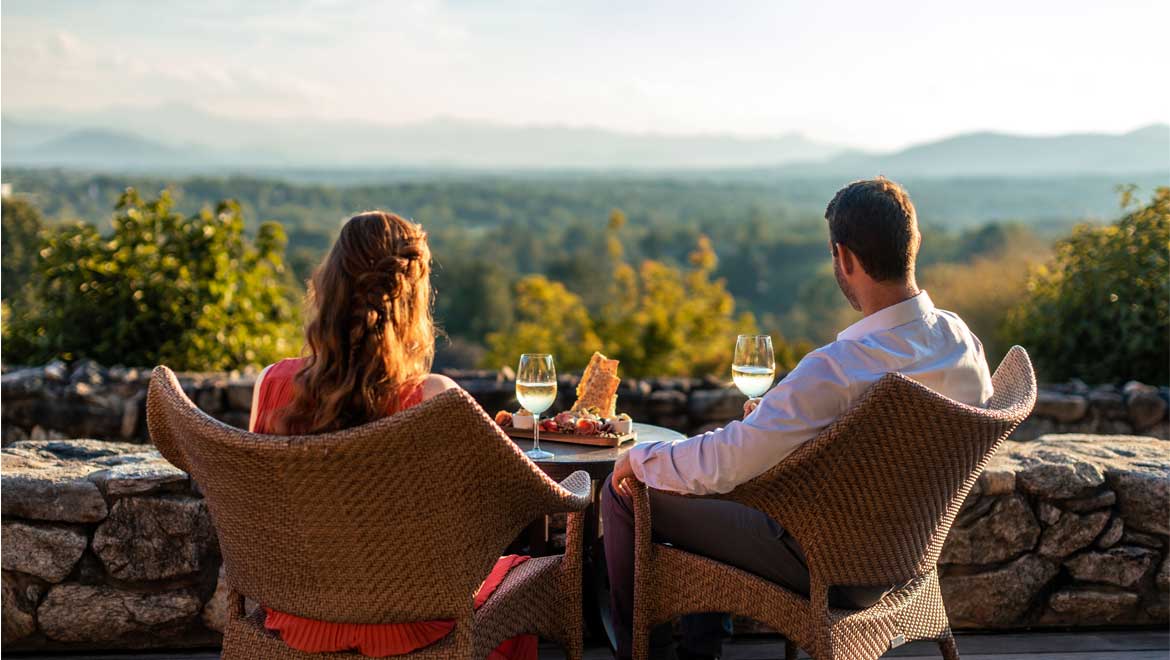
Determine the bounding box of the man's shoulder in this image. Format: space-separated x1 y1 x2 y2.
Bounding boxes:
787 341 873 385
934 306 970 327
808 333 888 364
933 307 986 348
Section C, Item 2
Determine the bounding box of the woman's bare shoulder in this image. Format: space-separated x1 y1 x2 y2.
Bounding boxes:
418 373 462 402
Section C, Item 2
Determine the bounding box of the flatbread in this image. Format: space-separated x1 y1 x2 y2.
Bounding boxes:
572 352 620 417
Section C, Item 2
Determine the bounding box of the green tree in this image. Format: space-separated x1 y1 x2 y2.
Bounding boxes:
606 236 759 376
1 197 45 301
484 275 601 370
485 214 763 377
1006 186 1169 383
434 257 514 339
3 188 301 370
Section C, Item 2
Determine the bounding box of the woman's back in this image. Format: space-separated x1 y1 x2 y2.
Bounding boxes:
239 210 533 659
249 360 529 659
252 357 425 434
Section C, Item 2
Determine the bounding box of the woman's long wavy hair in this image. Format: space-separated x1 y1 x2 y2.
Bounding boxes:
276 211 435 434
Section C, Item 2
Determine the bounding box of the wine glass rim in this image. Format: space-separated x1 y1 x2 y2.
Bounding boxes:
736 334 772 340
519 353 553 358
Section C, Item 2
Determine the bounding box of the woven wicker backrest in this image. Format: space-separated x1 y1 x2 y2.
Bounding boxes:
147 365 583 624
721 346 1036 590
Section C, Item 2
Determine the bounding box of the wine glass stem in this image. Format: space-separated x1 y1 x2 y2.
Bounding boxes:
533 413 540 452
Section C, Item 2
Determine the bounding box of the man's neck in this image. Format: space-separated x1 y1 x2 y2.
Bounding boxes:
858 280 921 317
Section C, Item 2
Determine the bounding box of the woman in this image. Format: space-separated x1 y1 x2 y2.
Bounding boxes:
248 211 536 660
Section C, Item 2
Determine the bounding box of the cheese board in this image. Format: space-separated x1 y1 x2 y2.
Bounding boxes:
503 426 636 448
497 351 640 449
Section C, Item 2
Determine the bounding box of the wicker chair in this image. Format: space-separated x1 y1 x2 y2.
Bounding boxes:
147 365 590 660
628 346 1036 660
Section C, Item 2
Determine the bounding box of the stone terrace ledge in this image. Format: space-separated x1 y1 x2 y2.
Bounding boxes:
1 434 1167 652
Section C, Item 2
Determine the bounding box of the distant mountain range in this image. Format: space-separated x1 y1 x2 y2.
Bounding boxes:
2 103 1167 176
772 124 1170 178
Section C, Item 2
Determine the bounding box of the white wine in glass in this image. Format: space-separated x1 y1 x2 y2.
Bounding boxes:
733 335 776 400
516 353 557 460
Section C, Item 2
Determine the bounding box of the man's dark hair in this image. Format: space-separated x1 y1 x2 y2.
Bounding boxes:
824 177 919 281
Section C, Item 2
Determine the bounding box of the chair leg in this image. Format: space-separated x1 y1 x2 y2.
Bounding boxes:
785 638 799 660
938 635 960 660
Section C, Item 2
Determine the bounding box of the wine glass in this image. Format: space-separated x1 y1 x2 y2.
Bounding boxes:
516 353 557 460
733 335 776 403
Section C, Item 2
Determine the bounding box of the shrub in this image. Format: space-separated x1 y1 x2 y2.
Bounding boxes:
3 189 301 370
1 197 45 301
1006 186 1169 383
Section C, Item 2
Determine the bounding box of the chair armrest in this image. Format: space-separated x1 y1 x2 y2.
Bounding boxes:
551 470 593 513
627 479 654 573
554 472 590 593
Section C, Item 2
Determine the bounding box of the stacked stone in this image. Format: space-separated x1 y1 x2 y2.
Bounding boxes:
939 434 1168 628
1015 381 1170 440
3 434 1166 652
1 440 225 650
5 361 1167 444
2 360 259 445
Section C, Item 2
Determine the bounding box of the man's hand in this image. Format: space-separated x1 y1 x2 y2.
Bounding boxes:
743 397 762 419
611 451 637 496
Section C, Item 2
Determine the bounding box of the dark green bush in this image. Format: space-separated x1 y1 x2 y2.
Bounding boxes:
3 189 301 370
1007 187 1169 383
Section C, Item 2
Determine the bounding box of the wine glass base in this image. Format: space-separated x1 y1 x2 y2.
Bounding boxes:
525 448 555 460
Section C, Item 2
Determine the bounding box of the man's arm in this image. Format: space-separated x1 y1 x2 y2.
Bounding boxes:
626 350 855 495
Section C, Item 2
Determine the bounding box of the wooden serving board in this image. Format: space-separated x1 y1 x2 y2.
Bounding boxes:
504 427 636 448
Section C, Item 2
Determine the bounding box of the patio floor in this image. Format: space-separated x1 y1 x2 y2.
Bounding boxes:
10 630 1169 660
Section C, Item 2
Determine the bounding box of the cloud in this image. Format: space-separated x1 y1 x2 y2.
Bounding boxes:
50 30 83 57
3 0 1167 149
2 20 337 117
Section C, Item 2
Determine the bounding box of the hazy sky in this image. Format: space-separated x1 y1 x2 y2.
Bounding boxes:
3 0 1167 150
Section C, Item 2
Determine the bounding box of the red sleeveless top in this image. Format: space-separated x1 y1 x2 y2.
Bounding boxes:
253 358 537 660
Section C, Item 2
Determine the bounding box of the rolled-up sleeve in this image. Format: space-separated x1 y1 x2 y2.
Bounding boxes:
628 349 854 495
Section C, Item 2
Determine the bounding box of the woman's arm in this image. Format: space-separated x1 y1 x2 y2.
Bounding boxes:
248 364 274 432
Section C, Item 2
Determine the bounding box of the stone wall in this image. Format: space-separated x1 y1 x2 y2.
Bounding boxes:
3 360 1167 445
939 435 1168 628
2 434 1166 651
2 440 222 651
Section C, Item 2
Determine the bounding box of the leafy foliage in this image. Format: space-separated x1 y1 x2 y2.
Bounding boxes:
3 189 301 370
1 197 45 301
486 216 776 377
6 170 1158 382
4 170 1091 359
1006 187 1170 383
483 275 602 371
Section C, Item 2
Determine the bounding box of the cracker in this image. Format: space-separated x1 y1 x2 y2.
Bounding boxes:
572 351 621 417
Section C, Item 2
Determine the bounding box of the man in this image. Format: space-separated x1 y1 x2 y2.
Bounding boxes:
602 177 994 660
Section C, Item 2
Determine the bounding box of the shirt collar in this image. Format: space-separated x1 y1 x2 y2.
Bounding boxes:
837 291 935 342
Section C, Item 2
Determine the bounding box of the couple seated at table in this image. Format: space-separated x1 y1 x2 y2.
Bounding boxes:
247 177 994 660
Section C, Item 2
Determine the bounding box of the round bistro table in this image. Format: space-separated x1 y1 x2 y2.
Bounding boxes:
509 422 686 649
509 422 686 481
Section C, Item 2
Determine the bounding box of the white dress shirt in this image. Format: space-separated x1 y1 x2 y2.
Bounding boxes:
629 291 994 495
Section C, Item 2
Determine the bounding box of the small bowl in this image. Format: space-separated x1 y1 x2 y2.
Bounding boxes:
513 411 534 430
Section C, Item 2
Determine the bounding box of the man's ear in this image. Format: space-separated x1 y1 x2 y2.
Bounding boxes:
836 242 857 276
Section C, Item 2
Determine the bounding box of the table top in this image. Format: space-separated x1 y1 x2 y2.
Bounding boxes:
510 422 686 481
